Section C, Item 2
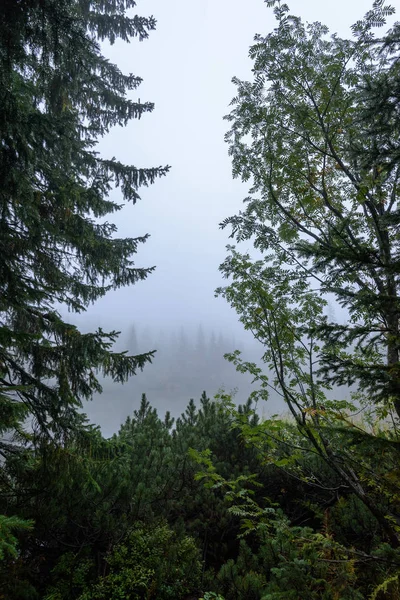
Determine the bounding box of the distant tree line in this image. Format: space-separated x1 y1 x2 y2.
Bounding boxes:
114 324 260 410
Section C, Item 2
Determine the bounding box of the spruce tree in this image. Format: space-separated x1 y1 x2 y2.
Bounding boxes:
0 0 169 441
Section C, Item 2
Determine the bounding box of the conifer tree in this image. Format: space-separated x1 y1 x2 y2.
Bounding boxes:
0 0 168 441
126 324 139 354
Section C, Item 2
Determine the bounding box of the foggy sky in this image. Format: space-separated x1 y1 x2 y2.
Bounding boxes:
73 0 377 337
72 0 385 432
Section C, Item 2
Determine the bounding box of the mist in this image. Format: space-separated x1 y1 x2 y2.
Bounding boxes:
70 0 376 434
81 322 273 436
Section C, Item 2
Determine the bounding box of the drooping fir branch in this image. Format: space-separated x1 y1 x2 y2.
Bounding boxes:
0 0 168 438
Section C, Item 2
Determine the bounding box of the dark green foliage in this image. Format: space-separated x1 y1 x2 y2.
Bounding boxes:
210 526 364 600
191 411 400 600
0 514 33 561
79 524 202 600
0 393 253 598
1 393 400 599
0 0 169 441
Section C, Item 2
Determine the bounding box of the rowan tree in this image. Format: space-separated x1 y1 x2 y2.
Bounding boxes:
220 0 400 416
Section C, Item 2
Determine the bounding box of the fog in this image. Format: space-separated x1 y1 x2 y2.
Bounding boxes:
82 323 275 436
71 0 377 434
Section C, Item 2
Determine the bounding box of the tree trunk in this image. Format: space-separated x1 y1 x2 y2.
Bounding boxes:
386 305 400 420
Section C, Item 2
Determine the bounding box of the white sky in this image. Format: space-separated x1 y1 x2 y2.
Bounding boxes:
75 0 387 336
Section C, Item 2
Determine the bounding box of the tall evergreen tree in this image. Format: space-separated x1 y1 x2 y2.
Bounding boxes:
0 0 168 441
